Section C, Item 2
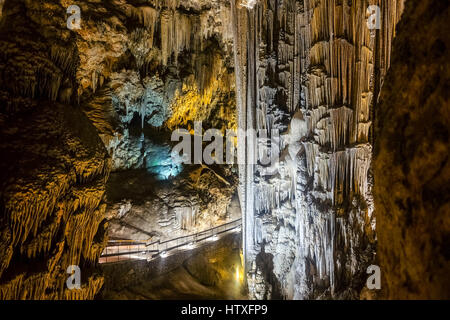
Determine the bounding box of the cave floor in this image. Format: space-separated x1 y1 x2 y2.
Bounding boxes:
104 263 245 300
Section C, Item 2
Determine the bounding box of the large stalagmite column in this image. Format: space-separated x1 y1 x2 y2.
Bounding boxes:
232 0 250 277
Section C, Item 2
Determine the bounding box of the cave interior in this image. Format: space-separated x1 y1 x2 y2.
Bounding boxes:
0 0 448 300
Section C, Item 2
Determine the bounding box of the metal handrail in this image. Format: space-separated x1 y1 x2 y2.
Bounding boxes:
157 218 241 246
100 218 242 264
106 241 147 246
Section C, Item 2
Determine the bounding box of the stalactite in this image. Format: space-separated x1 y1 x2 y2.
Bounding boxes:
0 0 242 300
233 0 405 299
0 98 111 299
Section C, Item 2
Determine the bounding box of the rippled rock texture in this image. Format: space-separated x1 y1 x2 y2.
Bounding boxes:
0 1 113 299
71 0 237 172
374 0 450 299
0 104 110 299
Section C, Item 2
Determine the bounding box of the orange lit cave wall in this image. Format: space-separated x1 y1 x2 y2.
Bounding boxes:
67 0 237 171
0 0 236 299
0 0 105 299
0 104 110 300
166 53 236 133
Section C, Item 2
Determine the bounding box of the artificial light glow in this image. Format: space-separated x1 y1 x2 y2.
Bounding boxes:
184 242 197 250
166 58 237 134
208 235 219 242
160 251 168 258
129 255 147 260
145 142 183 180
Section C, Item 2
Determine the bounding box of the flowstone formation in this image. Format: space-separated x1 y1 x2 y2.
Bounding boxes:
0 104 110 300
232 0 404 299
73 0 237 173
0 1 111 299
0 0 237 299
65 0 239 241
2 0 445 302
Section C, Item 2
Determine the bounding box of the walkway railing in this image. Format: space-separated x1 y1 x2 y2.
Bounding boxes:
99 219 242 264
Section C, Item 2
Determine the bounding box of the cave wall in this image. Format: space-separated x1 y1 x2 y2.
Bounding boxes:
0 0 238 299
0 0 236 173
0 104 110 300
64 0 240 243
1 0 446 301
232 0 404 299
374 0 450 299
0 0 112 299
70 0 237 172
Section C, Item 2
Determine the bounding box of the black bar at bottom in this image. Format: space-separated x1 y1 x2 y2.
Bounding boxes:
0 300 444 319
